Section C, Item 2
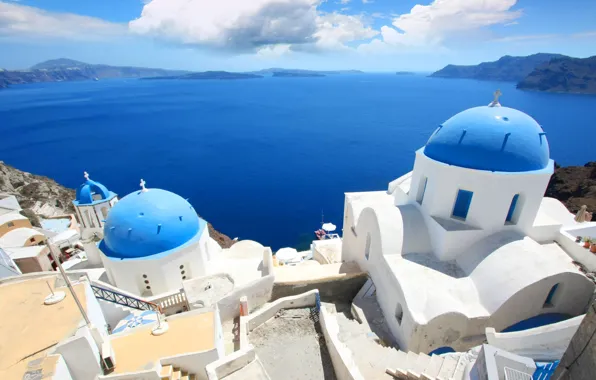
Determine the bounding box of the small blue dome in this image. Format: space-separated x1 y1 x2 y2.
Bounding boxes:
74 179 115 205
101 189 201 259
424 106 550 172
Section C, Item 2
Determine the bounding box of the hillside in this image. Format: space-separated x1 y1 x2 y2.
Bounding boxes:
0 58 187 89
430 53 566 82
517 56 596 94
546 162 596 214
0 161 235 248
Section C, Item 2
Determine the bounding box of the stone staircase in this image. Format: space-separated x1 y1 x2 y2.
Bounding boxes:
160 365 197 380
385 350 471 380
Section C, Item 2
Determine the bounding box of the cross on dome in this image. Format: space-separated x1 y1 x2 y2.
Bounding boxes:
489 89 502 108
140 179 148 192
84 171 90 180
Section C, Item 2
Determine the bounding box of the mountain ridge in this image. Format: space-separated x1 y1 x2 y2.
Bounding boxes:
430 53 566 82
517 55 596 94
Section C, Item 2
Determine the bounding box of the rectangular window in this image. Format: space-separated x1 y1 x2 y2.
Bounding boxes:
29 237 35 243
506 194 520 224
416 177 428 205
7 222 14 228
452 190 474 220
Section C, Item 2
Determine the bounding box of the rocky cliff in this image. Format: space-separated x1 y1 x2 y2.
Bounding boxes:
546 162 596 214
430 53 566 82
0 161 235 248
517 56 596 94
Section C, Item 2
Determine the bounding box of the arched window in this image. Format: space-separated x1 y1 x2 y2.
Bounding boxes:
395 303 403 325
416 176 428 205
506 194 520 224
365 233 371 260
452 189 474 220
543 283 560 308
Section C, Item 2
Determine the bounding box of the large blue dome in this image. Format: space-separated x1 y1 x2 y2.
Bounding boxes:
423 106 550 172
101 188 201 259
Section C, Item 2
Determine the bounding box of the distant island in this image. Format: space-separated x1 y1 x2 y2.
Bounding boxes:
272 72 325 78
144 71 263 80
430 53 565 82
0 58 186 89
251 68 363 76
395 72 416 76
517 56 596 94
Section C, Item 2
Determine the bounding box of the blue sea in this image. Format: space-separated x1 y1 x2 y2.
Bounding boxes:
1 75 595 249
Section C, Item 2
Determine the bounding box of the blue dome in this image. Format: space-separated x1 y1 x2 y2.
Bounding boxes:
74 179 115 205
424 106 550 172
101 189 201 259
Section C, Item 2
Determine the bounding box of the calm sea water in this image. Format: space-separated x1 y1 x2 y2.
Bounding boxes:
1 75 595 249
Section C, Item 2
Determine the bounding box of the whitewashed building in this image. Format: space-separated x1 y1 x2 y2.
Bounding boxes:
341 97 596 354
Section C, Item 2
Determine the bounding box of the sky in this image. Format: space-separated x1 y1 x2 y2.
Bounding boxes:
0 0 595 72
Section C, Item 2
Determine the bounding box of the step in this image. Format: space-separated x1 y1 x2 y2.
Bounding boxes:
422 355 444 379
385 350 409 370
386 368 409 380
405 352 419 368
451 355 468 380
436 356 458 380
413 353 431 374
181 377 189 380
160 365 173 379
171 370 182 380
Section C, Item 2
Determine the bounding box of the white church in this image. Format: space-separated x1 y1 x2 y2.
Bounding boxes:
341 94 595 354
73 176 219 297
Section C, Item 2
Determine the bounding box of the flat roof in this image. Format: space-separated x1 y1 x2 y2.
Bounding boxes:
110 311 215 374
4 245 47 259
0 275 87 379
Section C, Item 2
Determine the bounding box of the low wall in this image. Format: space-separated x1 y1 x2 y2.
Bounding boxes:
557 231 596 272
217 274 274 322
205 346 256 380
98 369 161 380
246 289 318 332
161 349 220 380
55 328 102 380
319 307 365 380
486 314 585 361
272 262 367 303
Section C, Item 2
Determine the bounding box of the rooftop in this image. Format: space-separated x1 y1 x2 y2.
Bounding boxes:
0 227 44 248
4 245 47 259
0 275 87 379
0 212 28 226
109 310 215 374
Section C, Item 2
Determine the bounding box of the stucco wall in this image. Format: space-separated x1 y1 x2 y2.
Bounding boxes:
53 355 74 380
554 298 596 380
205 346 256 380
54 327 102 380
319 307 365 380
100 229 210 297
217 274 274 322
557 230 596 272
14 257 44 273
0 218 31 237
486 314 584 361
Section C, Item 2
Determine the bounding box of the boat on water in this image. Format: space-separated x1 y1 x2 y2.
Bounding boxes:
93 77 99 81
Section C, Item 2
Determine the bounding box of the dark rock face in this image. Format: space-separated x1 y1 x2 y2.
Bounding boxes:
0 58 187 89
0 161 76 216
546 162 596 214
517 56 596 94
430 53 566 82
0 161 235 248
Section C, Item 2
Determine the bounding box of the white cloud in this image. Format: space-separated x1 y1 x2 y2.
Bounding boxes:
0 1 126 40
338 0 351 4
361 0 521 52
313 12 378 50
362 0 373 4
129 0 377 53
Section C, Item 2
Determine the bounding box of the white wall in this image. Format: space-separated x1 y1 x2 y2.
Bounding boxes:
161 349 221 380
205 346 256 380
409 150 554 260
217 274 274 322
53 355 74 380
54 327 102 380
557 231 596 271
486 314 585 361
100 230 209 297
83 280 110 337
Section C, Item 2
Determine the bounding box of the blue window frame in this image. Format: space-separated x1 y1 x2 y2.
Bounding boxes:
452 190 473 220
417 177 428 205
506 194 520 223
544 283 559 307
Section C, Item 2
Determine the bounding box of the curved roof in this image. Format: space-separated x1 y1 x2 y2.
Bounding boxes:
0 213 28 226
424 106 550 172
0 228 44 248
74 179 116 206
101 188 204 259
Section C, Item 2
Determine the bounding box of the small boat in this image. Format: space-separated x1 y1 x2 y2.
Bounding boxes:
93 77 99 81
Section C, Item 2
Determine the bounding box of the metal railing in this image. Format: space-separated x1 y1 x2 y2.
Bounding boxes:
91 284 162 313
